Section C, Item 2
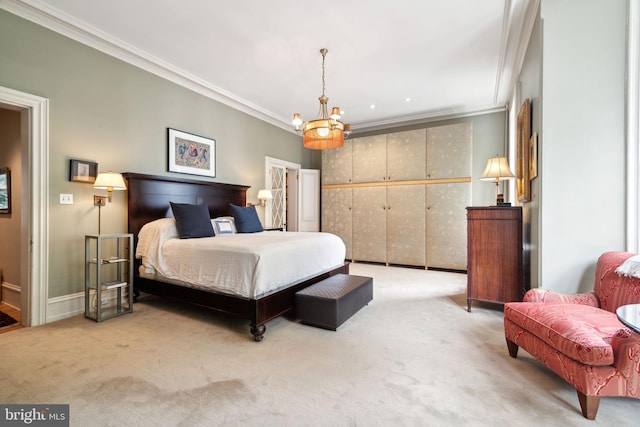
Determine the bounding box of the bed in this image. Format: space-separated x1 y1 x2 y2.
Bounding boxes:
124 173 349 341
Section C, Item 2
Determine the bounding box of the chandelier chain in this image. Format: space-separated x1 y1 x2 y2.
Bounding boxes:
321 49 326 97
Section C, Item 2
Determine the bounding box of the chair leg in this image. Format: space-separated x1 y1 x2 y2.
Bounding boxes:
506 338 519 358
577 390 600 420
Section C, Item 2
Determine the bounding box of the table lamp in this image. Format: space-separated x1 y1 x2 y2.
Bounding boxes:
480 156 515 206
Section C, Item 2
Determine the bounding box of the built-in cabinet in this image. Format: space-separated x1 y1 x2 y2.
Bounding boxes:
322 123 472 269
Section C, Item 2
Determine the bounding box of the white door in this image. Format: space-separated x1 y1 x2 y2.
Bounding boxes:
298 169 320 232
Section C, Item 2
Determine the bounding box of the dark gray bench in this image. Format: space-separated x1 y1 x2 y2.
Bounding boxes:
295 273 373 330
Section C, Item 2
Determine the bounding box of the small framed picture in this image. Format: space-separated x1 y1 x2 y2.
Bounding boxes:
0 167 11 215
168 128 216 178
69 159 98 183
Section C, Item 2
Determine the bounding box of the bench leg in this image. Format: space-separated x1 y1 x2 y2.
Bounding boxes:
506 338 519 358
577 390 600 420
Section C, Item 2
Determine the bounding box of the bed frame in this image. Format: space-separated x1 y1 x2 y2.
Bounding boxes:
123 172 349 341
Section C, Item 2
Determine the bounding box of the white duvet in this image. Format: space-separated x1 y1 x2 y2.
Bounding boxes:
136 218 346 298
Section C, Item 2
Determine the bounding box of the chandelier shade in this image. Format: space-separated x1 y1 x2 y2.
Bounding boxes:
293 48 350 150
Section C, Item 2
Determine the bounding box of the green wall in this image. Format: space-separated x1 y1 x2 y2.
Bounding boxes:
0 10 305 298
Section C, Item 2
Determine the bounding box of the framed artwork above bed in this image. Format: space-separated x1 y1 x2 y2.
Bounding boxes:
168 128 216 178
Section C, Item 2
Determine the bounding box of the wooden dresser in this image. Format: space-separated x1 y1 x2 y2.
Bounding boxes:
466 206 523 312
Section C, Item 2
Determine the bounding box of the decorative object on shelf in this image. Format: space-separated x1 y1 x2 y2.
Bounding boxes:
257 189 273 206
529 132 538 180
0 167 10 215
168 128 216 177
480 156 515 206
292 48 351 150
93 172 127 234
517 99 531 202
69 159 98 183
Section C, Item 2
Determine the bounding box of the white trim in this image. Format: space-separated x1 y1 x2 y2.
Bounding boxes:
0 85 49 327
627 0 640 253
1 281 21 310
46 291 84 323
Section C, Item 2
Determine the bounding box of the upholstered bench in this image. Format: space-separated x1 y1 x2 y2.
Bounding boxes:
296 274 373 330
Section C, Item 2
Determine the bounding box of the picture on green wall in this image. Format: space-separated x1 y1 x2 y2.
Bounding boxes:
168 128 216 178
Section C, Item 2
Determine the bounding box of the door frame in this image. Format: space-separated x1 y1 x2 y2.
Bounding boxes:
0 85 49 327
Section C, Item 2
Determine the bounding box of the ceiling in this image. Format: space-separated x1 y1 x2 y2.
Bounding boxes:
3 0 537 134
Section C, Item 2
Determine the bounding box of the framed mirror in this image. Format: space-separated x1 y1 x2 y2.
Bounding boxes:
0 167 10 214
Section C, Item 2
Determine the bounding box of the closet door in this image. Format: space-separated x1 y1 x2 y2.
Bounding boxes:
386 129 426 181
426 123 472 179
322 140 353 185
352 186 386 263
321 188 353 260
386 185 426 266
352 135 387 183
426 182 471 270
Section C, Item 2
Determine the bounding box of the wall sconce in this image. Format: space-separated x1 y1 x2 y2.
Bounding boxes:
93 172 127 233
257 189 273 207
480 156 515 206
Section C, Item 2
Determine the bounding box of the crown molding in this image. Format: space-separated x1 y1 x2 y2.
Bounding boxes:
0 0 519 135
0 0 293 131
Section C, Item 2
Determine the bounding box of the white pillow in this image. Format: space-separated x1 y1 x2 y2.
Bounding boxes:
615 255 640 279
136 218 178 259
212 218 235 235
212 216 237 234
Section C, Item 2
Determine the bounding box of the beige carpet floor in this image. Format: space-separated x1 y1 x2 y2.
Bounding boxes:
1 263 638 426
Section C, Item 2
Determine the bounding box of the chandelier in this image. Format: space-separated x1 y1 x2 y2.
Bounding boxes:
292 48 351 150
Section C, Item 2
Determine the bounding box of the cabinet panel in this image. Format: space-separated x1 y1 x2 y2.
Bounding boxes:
426 183 470 270
321 188 353 259
387 185 426 266
466 207 523 311
352 186 387 263
386 129 426 181
352 135 387 183
321 140 353 185
426 122 472 178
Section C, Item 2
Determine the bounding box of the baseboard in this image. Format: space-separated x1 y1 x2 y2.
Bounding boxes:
46 291 85 323
1 281 21 310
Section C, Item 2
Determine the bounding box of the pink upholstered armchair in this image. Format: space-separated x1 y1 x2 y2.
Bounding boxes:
504 251 640 420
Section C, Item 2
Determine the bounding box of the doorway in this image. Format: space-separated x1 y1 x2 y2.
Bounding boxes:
0 85 49 327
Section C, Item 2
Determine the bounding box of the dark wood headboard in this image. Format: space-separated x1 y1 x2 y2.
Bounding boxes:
123 173 249 242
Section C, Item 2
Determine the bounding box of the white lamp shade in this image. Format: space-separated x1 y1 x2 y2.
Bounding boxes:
93 172 127 190
480 157 515 182
257 189 273 200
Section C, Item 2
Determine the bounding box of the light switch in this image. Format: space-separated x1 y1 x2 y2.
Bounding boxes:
59 193 73 204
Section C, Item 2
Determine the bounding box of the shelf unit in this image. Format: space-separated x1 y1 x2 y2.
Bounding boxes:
85 233 133 322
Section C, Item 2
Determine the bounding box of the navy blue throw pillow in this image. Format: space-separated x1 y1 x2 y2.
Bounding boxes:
170 202 215 239
230 204 264 233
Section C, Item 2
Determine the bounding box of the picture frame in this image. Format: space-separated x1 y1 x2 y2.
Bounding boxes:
69 159 98 183
168 128 216 178
516 99 531 202
529 132 538 180
0 167 10 215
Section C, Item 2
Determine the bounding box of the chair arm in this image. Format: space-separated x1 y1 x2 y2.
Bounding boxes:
611 329 640 395
523 289 599 307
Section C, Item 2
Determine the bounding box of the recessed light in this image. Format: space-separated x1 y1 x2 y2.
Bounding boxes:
404 97 411 102
370 104 376 109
